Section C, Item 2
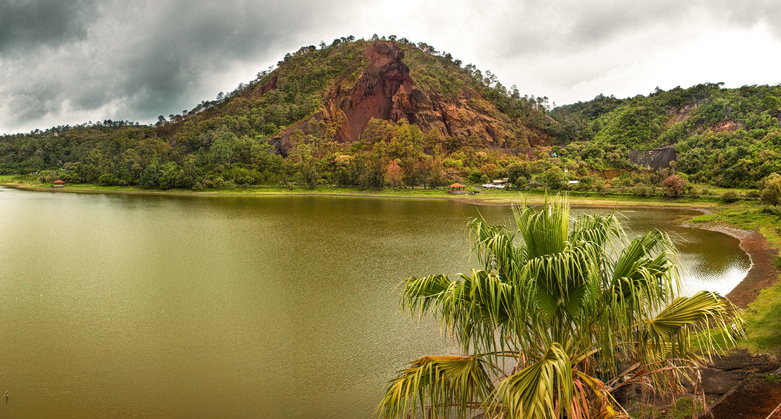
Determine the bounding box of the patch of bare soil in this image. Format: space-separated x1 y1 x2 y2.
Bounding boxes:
701 376 781 418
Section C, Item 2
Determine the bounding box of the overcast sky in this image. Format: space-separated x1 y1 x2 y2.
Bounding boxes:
2 0 780 134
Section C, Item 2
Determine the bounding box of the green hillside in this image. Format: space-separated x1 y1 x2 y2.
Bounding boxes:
0 36 558 190
553 83 781 187
2 37 781 193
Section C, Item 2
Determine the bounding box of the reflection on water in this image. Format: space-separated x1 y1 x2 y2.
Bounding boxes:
579 208 750 296
0 189 749 418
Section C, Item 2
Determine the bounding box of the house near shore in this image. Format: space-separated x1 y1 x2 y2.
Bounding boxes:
52 180 65 188
482 178 510 189
448 182 467 194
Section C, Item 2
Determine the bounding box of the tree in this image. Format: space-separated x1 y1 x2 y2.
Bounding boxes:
543 166 566 190
760 172 781 205
210 131 237 167
379 196 741 419
386 160 403 188
479 163 499 180
663 174 687 197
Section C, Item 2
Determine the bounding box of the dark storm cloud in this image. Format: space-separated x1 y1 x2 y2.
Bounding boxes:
0 0 354 132
0 0 99 53
1 0 781 133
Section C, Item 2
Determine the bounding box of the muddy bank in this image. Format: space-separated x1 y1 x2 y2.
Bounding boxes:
683 221 779 308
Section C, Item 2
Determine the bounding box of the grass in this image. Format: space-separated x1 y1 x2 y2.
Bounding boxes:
742 279 781 354
690 213 719 223
629 396 707 419
699 202 781 355
0 178 723 208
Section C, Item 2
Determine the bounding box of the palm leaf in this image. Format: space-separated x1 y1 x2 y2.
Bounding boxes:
378 355 495 419
491 342 576 419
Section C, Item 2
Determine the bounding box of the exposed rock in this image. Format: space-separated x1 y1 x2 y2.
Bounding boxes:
708 119 741 134
325 42 417 142
248 75 278 101
700 368 749 396
270 42 542 153
710 349 779 372
629 146 677 170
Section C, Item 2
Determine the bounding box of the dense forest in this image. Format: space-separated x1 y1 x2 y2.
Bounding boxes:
554 83 781 188
1 36 780 194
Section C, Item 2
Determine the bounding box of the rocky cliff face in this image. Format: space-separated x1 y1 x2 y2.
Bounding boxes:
324 42 417 142
629 146 677 170
270 42 538 156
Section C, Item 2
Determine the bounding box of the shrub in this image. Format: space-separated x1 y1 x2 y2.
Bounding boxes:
761 173 781 205
634 183 650 197
663 174 687 197
720 191 740 203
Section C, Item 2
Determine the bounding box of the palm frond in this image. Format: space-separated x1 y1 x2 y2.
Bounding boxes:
491 342 576 419
513 195 570 260
641 291 740 361
402 271 515 353
378 355 495 419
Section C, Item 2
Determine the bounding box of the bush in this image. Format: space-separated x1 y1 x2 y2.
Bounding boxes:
720 191 740 203
761 173 781 205
663 174 687 197
633 183 650 198
543 167 566 190
98 173 118 186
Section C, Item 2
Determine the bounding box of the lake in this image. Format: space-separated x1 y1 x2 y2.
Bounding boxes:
0 188 749 418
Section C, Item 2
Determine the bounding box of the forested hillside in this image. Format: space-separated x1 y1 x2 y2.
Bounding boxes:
0 37 561 190
553 83 781 188
1 36 780 192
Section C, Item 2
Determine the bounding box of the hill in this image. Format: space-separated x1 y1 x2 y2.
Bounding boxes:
0 36 561 190
552 83 781 187
1 37 781 192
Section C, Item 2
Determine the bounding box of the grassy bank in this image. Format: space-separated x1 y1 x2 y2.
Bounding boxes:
0 176 720 209
696 203 781 354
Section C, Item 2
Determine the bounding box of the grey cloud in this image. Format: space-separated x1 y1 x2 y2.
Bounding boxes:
0 0 357 131
0 0 99 53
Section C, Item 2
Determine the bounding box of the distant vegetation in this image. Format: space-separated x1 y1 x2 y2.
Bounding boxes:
554 83 781 188
1 36 780 198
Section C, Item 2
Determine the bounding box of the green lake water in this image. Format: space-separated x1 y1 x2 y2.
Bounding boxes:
0 188 750 418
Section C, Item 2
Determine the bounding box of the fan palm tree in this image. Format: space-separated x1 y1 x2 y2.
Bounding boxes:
379 196 742 419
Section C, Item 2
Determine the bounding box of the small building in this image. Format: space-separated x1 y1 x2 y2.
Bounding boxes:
52 180 65 188
448 182 467 194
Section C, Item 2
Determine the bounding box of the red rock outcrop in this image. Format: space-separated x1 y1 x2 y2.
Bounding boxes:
323 42 417 142
269 42 547 155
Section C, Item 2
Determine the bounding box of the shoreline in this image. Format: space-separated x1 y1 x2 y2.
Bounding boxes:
682 221 779 308
1 182 715 210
